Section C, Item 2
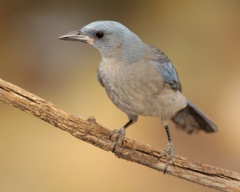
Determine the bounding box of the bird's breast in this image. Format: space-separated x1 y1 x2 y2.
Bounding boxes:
97 58 186 118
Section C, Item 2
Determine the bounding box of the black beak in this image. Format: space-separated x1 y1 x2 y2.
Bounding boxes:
59 30 94 43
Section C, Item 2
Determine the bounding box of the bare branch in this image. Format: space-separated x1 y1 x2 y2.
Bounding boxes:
0 78 239 192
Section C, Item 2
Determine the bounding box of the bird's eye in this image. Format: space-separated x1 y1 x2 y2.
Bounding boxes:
96 32 104 39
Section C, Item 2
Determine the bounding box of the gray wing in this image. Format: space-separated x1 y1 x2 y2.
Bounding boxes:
156 61 182 91
150 46 181 91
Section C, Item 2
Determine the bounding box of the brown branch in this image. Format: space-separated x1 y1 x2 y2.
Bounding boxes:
0 77 239 192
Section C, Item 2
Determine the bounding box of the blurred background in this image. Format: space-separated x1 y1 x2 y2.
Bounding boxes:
0 0 240 191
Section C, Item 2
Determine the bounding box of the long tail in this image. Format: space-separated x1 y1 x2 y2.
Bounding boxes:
172 100 218 134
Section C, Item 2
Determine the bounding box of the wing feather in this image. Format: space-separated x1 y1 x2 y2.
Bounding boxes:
150 46 181 91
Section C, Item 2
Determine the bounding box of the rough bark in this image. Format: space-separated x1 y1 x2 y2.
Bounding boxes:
0 78 239 192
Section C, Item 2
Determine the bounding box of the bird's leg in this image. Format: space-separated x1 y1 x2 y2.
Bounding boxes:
109 119 134 152
159 122 175 174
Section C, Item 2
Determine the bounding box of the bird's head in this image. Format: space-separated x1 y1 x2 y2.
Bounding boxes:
59 21 145 62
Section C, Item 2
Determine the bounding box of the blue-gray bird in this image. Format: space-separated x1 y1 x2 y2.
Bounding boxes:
59 21 218 173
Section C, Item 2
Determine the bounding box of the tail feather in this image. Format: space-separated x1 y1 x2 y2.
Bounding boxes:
172 101 218 134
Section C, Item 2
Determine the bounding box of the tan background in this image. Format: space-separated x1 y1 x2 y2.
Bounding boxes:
0 0 240 191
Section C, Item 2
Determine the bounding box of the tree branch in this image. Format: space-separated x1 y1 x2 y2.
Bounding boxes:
0 78 239 192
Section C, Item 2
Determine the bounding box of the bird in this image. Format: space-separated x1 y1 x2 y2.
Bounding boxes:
59 21 218 173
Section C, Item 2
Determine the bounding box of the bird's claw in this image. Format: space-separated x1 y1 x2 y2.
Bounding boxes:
109 127 126 152
158 142 175 174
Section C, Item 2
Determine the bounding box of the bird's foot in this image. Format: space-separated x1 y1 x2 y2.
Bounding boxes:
158 142 175 174
109 127 126 152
